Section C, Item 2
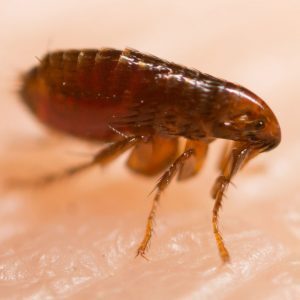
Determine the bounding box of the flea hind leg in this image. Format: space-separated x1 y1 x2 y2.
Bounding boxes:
136 148 195 258
10 136 142 188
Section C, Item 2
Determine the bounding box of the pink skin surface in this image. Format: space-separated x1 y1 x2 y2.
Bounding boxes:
1 1 300 299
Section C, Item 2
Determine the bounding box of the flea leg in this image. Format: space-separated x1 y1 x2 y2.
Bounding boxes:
211 175 231 262
11 136 142 187
211 142 251 262
177 139 209 180
136 149 195 258
218 141 232 172
127 135 179 176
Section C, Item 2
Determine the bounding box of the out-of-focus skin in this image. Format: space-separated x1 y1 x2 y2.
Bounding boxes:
0 1 300 299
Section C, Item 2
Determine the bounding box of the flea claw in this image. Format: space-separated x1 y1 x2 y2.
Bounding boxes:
135 248 150 261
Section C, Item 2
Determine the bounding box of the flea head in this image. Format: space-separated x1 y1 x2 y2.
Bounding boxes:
212 83 281 152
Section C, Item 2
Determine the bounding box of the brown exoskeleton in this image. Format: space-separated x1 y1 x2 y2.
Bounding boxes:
20 47 281 262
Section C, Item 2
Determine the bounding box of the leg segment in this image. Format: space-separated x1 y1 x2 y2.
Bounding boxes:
14 136 142 187
178 139 209 180
136 149 195 258
127 135 179 176
211 142 251 262
217 141 232 172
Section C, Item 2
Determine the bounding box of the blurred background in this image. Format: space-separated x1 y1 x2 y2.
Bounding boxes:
0 1 299 299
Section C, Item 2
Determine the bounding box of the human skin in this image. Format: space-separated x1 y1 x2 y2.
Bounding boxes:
0 1 299 299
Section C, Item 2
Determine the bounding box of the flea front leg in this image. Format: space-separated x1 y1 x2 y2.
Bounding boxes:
211 142 251 262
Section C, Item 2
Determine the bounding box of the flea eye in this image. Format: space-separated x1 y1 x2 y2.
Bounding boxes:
254 120 265 130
